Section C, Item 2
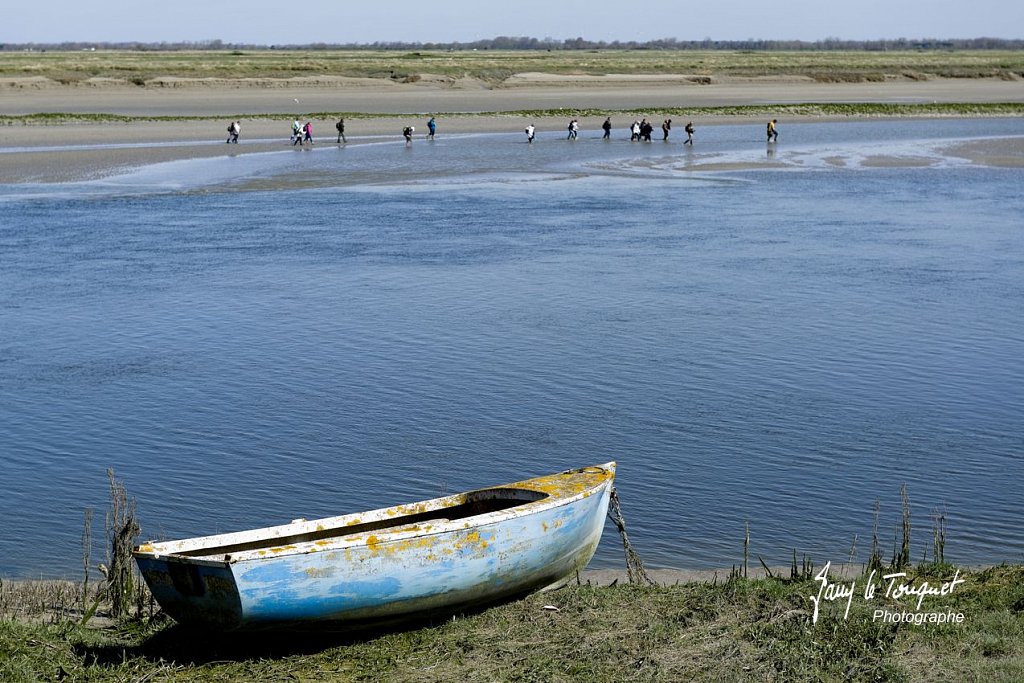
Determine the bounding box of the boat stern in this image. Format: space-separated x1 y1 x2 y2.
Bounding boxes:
134 547 244 630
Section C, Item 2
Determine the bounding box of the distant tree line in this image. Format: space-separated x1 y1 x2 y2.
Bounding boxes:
3 36 1023 52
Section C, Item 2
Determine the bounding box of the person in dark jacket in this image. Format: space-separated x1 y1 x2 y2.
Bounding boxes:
640 119 653 142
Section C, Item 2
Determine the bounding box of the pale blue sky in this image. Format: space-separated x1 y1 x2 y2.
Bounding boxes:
3 0 1021 44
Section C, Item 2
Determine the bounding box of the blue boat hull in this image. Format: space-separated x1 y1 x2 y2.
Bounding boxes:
135 464 615 630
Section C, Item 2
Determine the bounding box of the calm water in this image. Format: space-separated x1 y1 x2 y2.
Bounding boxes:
2 119 1023 578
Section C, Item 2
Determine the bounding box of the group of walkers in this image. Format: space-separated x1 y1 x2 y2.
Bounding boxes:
627 119 655 141
291 119 314 146
567 118 580 140
297 115 436 146
536 117 769 145
222 114 776 147
549 117 700 145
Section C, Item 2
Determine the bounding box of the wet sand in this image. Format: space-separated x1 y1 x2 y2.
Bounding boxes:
1 76 1023 183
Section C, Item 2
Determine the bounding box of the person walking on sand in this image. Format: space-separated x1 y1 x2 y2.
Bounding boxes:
304 122 314 145
767 119 778 143
427 117 436 140
292 119 303 146
336 118 346 143
525 124 535 143
662 118 672 141
602 117 612 139
684 121 695 145
226 120 240 144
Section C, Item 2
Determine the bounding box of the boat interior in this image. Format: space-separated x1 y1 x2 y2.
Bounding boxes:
172 487 549 558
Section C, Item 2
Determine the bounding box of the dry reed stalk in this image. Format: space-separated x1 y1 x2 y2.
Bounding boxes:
105 468 141 620
932 507 947 565
607 488 654 585
896 483 912 568
869 499 883 572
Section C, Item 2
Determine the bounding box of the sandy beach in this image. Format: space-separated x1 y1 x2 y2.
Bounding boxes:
2 75 1023 182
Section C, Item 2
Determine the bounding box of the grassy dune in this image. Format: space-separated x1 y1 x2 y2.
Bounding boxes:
2 49 1023 85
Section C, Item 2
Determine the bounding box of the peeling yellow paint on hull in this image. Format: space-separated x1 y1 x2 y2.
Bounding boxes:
134 463 616 630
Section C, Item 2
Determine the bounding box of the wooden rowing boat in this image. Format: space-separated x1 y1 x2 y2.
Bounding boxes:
133 462 616 630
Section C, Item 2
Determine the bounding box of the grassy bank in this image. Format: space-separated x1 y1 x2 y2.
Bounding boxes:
2 563 1022 682
3 101 1024 127
2 49 1023 85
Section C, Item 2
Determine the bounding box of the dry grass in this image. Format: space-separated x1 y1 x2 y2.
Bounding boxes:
1 49 1022 85
0 578 103 625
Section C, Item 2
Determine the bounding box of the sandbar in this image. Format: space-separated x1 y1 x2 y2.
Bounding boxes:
2 76 1023 183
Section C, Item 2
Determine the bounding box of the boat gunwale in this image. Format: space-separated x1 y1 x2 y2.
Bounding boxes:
134 463 616 565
